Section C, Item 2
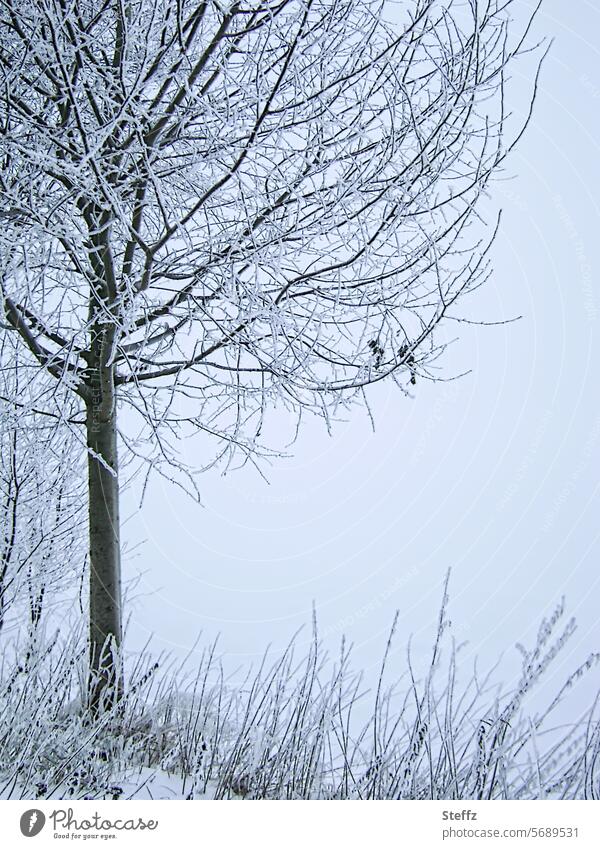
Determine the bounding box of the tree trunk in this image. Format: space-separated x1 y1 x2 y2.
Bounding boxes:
85 363 122 715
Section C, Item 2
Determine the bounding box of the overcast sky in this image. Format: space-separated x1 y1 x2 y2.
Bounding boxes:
121 0 600 714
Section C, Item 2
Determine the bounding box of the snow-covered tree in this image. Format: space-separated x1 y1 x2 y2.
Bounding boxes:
0 0 543 710
0 336 85 647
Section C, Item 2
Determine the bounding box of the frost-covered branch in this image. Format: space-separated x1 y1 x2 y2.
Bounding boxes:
0 0 544 464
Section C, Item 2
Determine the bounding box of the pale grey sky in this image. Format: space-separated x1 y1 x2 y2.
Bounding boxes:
122 0 600 711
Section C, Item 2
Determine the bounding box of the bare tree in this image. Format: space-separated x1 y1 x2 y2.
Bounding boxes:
0 337 85 651
0 0 544 710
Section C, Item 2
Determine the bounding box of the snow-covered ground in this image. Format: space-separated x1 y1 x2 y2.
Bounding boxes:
1 593 599 801
1 769 221 801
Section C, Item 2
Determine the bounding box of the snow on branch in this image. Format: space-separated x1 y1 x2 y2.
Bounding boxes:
0 0 545 468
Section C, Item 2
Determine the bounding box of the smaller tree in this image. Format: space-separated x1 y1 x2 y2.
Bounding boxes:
0 337 85 650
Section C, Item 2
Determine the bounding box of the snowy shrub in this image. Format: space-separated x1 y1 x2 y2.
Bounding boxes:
0 578 599 800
